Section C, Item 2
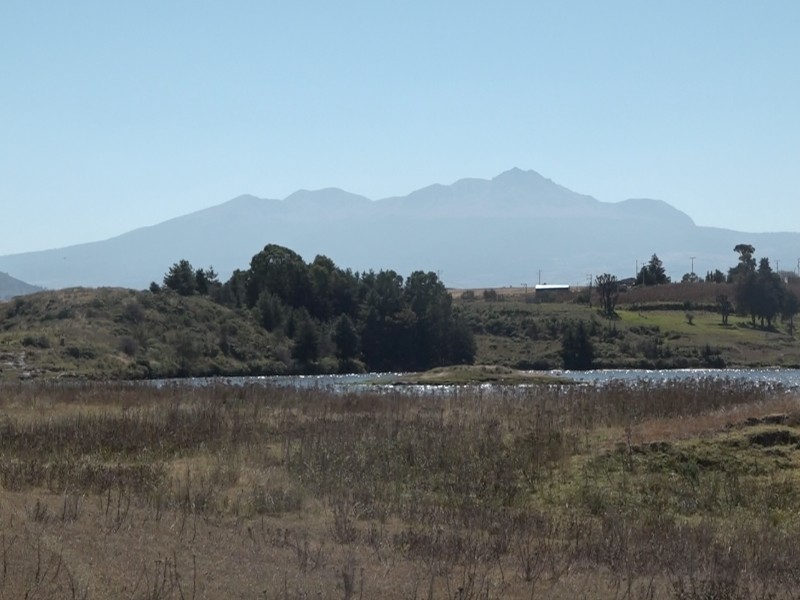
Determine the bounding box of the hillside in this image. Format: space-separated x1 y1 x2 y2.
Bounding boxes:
1 240 479 381
0 270 42 299
3 168 800 290
3 277 800 382
458 280 800 370
0 288 289 380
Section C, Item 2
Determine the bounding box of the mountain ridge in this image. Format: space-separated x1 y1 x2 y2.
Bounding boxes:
0 271 43 300
0 168 796 290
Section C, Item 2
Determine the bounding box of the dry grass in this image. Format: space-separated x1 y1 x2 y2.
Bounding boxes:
1 379 799 598
631 395 800 445
619 282 731 306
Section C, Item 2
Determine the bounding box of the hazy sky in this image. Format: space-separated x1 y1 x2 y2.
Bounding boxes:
2 1 799 255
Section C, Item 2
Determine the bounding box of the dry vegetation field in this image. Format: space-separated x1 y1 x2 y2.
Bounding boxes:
1 379 800 599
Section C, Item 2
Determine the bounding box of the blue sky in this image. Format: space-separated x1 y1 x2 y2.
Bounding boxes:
2 1 799 255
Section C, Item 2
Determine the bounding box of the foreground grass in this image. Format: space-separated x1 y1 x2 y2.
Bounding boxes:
0 379 799 598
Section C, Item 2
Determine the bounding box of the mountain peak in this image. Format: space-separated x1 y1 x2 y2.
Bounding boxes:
492 167 544 182
284 188 371 206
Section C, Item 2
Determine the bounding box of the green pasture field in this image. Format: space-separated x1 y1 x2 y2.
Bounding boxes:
459 294 800 369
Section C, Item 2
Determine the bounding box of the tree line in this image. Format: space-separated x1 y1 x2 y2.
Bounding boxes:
592 245 798 332
726 244 798 330
154 244 476 373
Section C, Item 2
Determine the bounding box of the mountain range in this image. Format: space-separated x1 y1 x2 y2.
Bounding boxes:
1 168 798 291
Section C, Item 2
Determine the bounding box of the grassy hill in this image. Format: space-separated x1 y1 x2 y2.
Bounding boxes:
0 287 290 380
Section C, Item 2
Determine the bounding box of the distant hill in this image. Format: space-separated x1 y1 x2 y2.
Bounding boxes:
1 168 798 289
0 271 43 300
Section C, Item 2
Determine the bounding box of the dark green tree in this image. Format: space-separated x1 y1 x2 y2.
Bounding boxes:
595 273 620 317
359 299 418 371
733 254 790 329
782 290 799 337
329 268 362 317
246 244 310 309
257 291 286 332
754 258 784 328
636 254 669 285
448 311 477 365
735 270 759 326
561 321 594 370
308 255 337 320
218 269 248 308
332 314 360 360
681 272 700 283
195 266 219 296
729 243 756 282
715 293 733 326
163 259 197 296
404 271 453 368
291 309 320 364
208 244 476 373
363 270 405 316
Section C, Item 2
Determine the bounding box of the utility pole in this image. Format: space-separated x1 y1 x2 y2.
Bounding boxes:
690 256 696 277
538 270 541 285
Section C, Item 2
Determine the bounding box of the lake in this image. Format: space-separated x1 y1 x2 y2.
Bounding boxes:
155 368 800 393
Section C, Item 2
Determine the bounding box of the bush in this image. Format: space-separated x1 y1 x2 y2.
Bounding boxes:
21 335 50 349
65 346 97 360
123 302 145 324
8 298 26 317
574 291 591 304
318 356 340 374
338 358 366 374
460 290 476 301
514 358 556 370
119 336 139 357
